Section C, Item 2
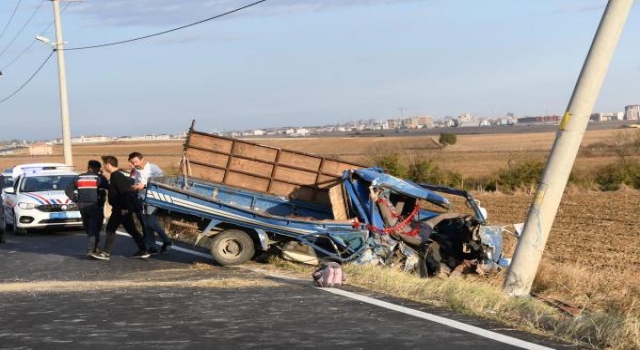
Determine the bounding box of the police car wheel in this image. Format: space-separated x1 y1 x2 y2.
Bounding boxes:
11 212 25 235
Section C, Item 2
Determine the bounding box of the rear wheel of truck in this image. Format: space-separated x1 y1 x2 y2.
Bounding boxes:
210 229 255 266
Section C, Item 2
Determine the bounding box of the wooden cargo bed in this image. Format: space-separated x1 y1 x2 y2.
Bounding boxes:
182 122 364 220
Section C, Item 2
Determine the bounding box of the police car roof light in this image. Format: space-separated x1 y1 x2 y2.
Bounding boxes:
11 163 76 179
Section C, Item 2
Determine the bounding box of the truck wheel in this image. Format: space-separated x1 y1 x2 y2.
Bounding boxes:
210 229 255 266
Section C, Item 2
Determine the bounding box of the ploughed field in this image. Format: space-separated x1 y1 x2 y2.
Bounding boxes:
474 191 640 273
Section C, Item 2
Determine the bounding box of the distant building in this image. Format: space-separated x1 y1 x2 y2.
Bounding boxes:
591 112 622 122
71 135 112 144
415 116 434 129
29 143 52 156
624 105 640 120
294 128 309 136
402 117 419 129
0 148 15 155
456 114 481 127
116 134 172 142
387 118 401 129
517 115 561 124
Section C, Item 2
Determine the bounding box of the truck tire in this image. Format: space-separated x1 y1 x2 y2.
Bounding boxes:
210 229 255 266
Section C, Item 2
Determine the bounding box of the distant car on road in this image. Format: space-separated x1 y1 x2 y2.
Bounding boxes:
1 163 82 234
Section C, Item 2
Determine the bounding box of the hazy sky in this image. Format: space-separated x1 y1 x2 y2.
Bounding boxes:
0 0 638 140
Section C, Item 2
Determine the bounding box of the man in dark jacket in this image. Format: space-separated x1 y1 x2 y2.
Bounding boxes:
65 160 109 260
100 155 150 259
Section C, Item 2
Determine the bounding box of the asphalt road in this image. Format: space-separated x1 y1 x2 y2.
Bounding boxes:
0 230 573 350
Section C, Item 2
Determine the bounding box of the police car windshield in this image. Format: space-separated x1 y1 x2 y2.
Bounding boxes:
20 175 76 192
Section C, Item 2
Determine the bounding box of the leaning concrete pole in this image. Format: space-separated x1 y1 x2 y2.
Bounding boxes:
503 0 634 297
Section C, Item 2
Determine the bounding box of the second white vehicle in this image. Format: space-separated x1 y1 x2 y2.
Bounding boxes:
1 163 82 233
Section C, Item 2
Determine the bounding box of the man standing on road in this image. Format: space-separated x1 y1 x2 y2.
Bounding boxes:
100 155 150 259
128 160 146 236
65 160 109 260
128 152 173 255
0 173 7 244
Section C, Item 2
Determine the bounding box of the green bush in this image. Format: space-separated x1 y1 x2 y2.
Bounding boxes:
375 152 408 178
370 151 465 188
595 160 640 191
407 158 440 183
439 133 457 146
405 155 463 187
494 160 545 192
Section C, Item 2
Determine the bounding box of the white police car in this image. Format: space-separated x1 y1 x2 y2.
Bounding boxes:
1 163 82 233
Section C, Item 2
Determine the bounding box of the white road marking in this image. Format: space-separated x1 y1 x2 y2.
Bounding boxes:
116 231 554 349
116 231 213 260
322 287 554 350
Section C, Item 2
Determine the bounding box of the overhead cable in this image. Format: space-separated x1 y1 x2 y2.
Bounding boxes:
0 50 54 104
0 0 23 44
1 2 70 71
64 0 267 51
0 0 46 58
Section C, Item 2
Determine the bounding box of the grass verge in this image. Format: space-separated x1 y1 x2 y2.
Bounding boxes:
268 257 640 350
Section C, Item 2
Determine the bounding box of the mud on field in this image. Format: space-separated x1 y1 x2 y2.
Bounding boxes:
475 190 640 272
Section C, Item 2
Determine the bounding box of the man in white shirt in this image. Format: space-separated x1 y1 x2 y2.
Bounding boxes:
128 152 173 254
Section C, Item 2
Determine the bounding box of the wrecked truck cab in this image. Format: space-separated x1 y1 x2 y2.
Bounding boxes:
346 168 506 277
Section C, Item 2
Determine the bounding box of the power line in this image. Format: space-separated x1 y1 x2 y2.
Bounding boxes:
0 1 266 105
0 0 46 58
0 0 23 44
64 0 267 51
0 50 54 104
1 2 70 71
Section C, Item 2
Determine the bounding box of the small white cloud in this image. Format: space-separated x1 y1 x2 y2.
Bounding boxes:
71 0 428 27
554 0 606 14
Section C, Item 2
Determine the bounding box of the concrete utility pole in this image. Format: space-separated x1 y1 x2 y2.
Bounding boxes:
52 0 73 166
504 0 634 297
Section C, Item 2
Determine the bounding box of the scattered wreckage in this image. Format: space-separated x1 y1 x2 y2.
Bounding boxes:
146 122 509 277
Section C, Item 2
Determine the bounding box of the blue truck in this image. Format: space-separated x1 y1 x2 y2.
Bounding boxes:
145 124 505 276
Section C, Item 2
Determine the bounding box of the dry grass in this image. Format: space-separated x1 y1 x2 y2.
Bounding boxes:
532 261 640 349
0 277 279 293
269 257 639 349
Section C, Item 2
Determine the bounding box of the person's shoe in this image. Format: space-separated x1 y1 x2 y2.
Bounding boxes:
95 247 110 258
89 251 110 261
160 242 172 254
132 250 150 259
148 247 159 255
